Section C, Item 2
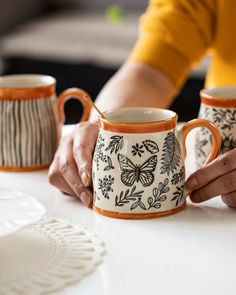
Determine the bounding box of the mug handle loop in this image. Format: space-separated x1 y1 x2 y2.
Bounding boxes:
57 88 92 124
180 118 221 165
178 118 221 197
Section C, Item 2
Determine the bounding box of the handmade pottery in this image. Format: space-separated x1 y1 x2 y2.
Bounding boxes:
0 74 91 171
92 108 221 219
196 86 236 167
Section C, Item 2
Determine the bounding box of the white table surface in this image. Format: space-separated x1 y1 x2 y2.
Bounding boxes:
1 125 235 295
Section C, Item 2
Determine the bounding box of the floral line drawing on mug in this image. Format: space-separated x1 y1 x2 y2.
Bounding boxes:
93 133 106 171
131 140 159 157
202 106 236 130
97 175 114 199
131 143 145 157
114 178 183 211
90 107 221 219
197 111 236 164
93 131 185 210
195 86 236 168
95 131 183 188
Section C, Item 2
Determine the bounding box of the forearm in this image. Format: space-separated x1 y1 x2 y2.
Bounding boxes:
89 61 177 121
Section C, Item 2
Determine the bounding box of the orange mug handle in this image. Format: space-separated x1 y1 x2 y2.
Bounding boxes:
181 118 221 165
57 88 92 124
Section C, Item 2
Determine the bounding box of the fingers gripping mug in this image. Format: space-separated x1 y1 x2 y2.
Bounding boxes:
0 74 91 171
91 108 221 219
196 86 236 167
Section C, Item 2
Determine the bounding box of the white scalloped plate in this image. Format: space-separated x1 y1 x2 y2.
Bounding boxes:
0 217 105 295
0 189 46 238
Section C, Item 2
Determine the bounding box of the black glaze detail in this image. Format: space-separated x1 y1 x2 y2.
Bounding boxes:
161 132 181 175
212 108 236 131
104 156 114 171
97 175 114 199
131 143 144 157
94 133 106 170
115 185 146 210
105 135 124 154
147 178 170 210
171 166 185 185
171 185 184 207
117 154 157 187
142 140 159 154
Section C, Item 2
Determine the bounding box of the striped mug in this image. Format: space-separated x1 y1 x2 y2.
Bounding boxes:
0 74 91 171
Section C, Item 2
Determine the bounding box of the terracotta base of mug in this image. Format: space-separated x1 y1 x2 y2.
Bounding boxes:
0 164 50 172
92 202 186 219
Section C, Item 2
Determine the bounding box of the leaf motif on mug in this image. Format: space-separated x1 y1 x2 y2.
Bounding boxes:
160 132 181 176
104 156 114 171
115 186 145 210
212 108 236 131
105 135 124 154
171 185 184 207
130 198 146 211
117 154 157 187
171 166 185 185
142 140 159 154
147 178 169 210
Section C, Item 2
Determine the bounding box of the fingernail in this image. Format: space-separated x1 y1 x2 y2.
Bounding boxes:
186 177 198 189
81 172 90 187
80 189 92 207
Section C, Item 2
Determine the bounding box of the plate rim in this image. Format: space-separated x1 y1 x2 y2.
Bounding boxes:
0 188 46 238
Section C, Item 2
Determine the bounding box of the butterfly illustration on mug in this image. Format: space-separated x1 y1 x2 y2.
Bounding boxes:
117 154 157 187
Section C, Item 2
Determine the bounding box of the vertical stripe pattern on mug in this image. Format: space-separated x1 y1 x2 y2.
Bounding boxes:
0 96 58 168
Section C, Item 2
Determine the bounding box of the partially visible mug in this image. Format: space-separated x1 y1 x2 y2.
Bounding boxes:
0 74 91 171
196 86 236 167
91 108 221 219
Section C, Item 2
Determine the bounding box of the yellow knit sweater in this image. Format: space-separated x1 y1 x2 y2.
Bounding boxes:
130 0 236 89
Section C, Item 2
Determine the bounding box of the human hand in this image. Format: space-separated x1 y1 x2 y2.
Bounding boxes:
186 149 236 208
48 122 99 207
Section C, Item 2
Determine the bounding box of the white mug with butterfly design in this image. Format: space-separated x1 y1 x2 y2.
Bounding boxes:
92 108 221 219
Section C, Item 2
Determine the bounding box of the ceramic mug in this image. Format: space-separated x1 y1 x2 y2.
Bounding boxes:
0 74 91 171
196 86 236 167
91 108 221 219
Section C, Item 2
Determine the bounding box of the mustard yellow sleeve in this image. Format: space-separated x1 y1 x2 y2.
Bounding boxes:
130 0 216 89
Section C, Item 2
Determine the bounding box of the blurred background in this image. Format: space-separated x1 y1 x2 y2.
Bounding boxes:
0 0 208 124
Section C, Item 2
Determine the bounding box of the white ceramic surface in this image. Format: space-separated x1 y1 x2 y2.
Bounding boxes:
0 189 46 237
0 125 235 295
92 129 186 215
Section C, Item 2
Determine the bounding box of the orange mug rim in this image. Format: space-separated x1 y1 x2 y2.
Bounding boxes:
99 107 178 133
200 87 236 108
0 74 56 100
